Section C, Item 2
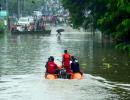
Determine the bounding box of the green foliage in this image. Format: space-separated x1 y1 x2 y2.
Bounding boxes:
62 0 130 51
62 0 86 28
8 0 17 15
9 0 45 15
115 43 130 52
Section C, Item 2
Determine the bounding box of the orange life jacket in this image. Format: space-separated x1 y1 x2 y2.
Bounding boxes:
63 53 71 66
47 61 57 74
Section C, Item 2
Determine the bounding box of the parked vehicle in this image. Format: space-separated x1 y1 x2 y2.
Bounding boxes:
17 17 32 26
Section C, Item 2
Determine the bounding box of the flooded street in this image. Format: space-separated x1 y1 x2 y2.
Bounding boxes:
0 27 130 100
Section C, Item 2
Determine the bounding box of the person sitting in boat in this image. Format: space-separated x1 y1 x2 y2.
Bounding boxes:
70 56 82 75
45 57 50 73
46 56 59 75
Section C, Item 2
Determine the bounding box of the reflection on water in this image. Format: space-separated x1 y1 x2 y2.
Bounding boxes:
0 30 130 100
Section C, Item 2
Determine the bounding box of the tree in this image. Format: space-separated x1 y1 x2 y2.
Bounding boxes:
62 0 130 50
8 0 46 16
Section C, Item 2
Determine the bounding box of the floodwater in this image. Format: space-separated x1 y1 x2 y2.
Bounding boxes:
0 27 130 100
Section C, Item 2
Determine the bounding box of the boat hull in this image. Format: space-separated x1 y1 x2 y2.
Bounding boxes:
45 74 57 80
11 30 51 34
71 73 83 79
45 73 83 80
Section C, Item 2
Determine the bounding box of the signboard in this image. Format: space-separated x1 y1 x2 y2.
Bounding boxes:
0 10 8 17
0 10 8 26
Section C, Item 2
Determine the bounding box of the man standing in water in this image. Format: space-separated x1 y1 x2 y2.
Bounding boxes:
56 31 61 40
62 50 72 78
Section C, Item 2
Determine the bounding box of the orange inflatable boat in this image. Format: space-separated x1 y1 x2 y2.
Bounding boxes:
45 74 57 80
71 72 83 79
45 73 83 80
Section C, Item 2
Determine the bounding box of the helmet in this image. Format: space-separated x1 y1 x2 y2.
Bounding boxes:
71 56 76 61
64 50 67 53
48 57 50 61
49 56 54 61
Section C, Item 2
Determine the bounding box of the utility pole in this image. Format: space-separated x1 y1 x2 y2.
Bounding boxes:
0 3 2 11
22 0 24 16
5 0 10 31
5 0 8 11
19 0 23 17
17 0 20 18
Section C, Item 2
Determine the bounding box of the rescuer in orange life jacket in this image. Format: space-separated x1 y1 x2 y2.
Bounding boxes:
62 50 72 75
45 56 59 75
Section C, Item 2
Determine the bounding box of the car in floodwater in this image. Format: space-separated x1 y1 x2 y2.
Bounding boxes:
16 17 34 31
17 17 34 26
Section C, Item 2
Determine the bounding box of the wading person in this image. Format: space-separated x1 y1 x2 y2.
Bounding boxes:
56 31 61 40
